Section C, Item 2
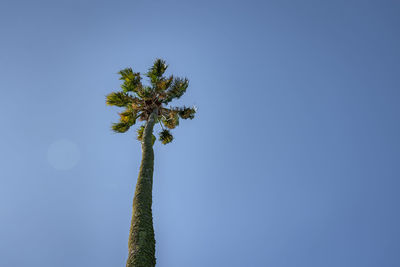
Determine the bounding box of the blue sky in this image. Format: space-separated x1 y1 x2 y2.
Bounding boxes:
1 0 399 266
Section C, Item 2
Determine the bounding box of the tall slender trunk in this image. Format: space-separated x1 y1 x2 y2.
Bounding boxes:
126 110 157 267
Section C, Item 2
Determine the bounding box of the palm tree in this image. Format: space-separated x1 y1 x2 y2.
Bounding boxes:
106 59 196 267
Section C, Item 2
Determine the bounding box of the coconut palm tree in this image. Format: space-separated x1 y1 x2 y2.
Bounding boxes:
106 59 196 267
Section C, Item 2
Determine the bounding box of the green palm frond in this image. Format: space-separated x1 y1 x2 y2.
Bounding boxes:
112 122 130 133
164 77 189 103
137 86 154 99
156 75 173 93
119 108 138 126
161 109 179 129
119 68 142 93
177 106 196 120
159 129 173 144
147 59 168 85
119 68 135 80
106 92 132 107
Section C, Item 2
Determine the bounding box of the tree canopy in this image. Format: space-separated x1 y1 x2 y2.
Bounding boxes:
106 59 196 144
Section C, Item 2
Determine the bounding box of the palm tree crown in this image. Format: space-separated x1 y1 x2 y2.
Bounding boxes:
106 59 196 144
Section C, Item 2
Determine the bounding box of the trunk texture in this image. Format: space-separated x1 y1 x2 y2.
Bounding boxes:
126 111 157 267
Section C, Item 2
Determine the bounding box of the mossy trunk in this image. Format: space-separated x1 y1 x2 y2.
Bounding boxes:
126 111 157 267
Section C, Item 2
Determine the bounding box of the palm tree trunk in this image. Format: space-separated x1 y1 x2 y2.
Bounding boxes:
126 110 157 267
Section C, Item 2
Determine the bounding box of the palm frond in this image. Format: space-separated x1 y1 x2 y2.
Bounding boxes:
147 59 168 85
112 122 130 133
156 75 173 93
177 106 196 120
119 68 142 93
161 109 179 129
106 92 132 107
159 129 173 144
137 86 154 100
119 108 138 126
164 77 189 103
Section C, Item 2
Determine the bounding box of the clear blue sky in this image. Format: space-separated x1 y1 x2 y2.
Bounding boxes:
1 0 399 266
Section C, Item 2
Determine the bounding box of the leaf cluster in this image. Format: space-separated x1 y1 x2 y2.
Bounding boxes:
159 129 173 144
106 59 197 145
119 68 142 93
